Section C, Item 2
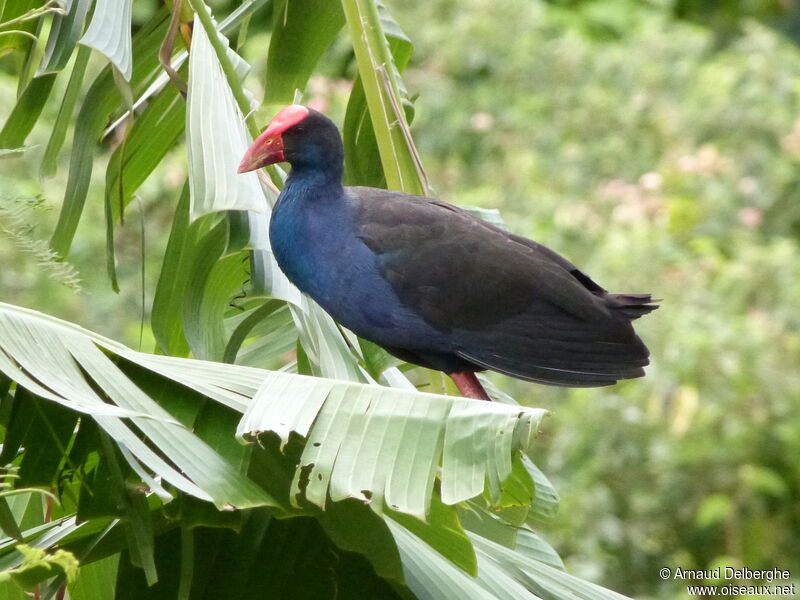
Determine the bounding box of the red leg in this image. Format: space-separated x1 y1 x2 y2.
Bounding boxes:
450 371 492 401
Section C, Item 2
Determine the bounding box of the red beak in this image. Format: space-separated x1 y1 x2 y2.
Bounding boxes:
237 104 310 174
237 135 284 173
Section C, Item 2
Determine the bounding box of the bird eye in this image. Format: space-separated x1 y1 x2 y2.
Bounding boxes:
295 126 305 134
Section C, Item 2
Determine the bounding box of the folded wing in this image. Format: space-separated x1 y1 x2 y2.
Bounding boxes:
352 188 658 386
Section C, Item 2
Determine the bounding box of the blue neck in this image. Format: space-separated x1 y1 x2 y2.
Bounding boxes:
270 166 351 299
282 165 344 203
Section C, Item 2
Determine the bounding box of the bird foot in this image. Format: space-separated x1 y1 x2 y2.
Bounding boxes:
450 371 492 401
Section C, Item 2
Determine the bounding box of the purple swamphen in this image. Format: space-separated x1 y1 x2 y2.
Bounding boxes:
238 105 658 400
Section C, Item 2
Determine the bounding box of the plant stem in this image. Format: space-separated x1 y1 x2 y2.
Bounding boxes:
340 0 426 195
0 1 64 29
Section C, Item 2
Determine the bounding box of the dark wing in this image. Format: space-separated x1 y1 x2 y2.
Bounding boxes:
350 187 657 386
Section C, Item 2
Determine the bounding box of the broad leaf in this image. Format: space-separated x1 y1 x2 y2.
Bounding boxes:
525 456 560 521
264 0 345 103
68 554 120 600
80 0 134 80
182 223 248 361
0 301 633 600
470 533 632 600
387 496 477 576
186 15 264 220
0 302 275 510
387 520 501 600
390 521 628 600
0 301 544 522
237 370 545 517
223 300 297 366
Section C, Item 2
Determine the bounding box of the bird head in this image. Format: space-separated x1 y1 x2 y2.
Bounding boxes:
238 105 342 174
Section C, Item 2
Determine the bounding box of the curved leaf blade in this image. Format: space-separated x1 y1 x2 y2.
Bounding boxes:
40 44 91 178
151 183 194 356
79 0 133 80
386 520 498 600
470 533 633 600
0 74 56 149
186 11 264 220
264 0 345 103
38 0 92 75
51 8 171 257
0 302 276 510
237 370 546 517
105 84 186 218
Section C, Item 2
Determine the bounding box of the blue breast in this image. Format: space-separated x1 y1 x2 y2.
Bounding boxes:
269 176 448 351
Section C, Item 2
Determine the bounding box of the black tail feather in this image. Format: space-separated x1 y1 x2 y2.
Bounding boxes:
607 293 660 320
453 304 653 388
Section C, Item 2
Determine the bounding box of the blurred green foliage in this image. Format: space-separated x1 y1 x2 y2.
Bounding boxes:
1 0 799 598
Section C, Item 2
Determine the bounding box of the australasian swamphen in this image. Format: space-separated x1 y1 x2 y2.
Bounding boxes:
238 105 658 400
